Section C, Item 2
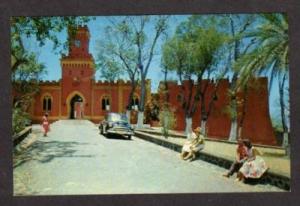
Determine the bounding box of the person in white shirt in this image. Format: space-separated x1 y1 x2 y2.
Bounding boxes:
180 127 205 161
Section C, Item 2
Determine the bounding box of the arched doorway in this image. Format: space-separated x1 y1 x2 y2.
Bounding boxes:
70 94 84 119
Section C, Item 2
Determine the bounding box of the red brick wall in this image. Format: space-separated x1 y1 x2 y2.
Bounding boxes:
31 83 61 123
160 78 277 145
237 78 277 145
206 80 231 139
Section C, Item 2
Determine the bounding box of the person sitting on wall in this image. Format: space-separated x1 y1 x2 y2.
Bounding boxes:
236 139 268 182
222 138 248 178
180 127 205 162
42 113 50 137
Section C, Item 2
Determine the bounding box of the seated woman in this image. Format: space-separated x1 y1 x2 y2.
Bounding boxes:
222 138 248 178
180 127 205 161
236 139 268 182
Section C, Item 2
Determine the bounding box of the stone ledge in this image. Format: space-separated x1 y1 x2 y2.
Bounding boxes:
134 131 290 191
137 128 286 151
13 126 32 146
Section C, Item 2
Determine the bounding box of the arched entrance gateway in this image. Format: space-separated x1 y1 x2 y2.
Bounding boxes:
70 94 84 119
66 92 86 119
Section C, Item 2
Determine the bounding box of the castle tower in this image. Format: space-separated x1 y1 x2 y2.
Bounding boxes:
60 26 95 119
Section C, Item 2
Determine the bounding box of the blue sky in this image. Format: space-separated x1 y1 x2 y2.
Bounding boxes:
23 15 288 124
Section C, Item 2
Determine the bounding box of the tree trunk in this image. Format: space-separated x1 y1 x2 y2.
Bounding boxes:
201 120 207 136
137 76 146 128
238 86 248 139
137 111 144 129
228 118 238 141
126 80 136 124
279 73 289 149
126 109 131 123
185 117 192 136
163 69 169 103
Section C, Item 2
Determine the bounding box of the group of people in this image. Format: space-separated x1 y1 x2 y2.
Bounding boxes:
180 126 268 182
223 138 268 182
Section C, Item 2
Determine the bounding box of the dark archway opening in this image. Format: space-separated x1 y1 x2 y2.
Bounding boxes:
70 94 83 119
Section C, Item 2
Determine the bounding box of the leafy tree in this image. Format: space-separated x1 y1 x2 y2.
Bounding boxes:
130 16 169 128
234 13 289 141
159 107 176 138
144 93 160 123
96 16 169 127
224 14 258 141
162 20 226 134
95 18 139 120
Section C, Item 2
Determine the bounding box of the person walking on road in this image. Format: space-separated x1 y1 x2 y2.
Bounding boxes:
180 127 205 162
222 138 248 178
42 113 50 137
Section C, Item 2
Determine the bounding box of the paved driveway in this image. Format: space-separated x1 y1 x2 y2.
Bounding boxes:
13 120 283 195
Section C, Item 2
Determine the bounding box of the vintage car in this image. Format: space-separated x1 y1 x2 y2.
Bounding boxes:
99 113 133 139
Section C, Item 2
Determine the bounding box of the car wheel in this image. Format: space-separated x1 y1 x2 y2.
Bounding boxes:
128 135 131 140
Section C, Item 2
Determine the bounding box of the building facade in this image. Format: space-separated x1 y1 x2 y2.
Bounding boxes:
29 26 148 123
26 26 277 145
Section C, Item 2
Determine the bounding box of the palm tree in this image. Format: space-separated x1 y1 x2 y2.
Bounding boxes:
234 13 289 146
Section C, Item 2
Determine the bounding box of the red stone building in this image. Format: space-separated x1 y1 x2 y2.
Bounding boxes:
25 25 276 145
29 26 149 123
158 78 277 146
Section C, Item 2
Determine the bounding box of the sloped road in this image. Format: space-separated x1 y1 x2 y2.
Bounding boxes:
13 120 283 195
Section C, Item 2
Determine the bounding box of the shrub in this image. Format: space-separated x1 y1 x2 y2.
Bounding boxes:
159 108 176 138
12 107 31 135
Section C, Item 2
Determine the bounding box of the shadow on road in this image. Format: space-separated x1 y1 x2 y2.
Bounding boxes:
13 140 95 168
105 134 132 141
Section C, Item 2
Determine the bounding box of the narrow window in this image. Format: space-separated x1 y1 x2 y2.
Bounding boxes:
102 99 106 110
43 96 52 112
47 98 52 111
43 99 47 111
131 96 139 110
102 96 110 111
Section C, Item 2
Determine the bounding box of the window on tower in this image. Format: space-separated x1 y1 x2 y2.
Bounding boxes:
74 40 81 47
102 96 110 111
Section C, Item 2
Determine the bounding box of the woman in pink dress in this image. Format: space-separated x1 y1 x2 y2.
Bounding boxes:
42 113 50 137
236 139 268 182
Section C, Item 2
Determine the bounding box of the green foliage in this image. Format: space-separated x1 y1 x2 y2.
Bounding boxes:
11 16 91 51
95 22 137 82
162 19 227 80
12 108 31 135
234 13 288 88
96 56 125 82
159 108 176 138
144 94 160 123
272 119 284 133
96 16 169 115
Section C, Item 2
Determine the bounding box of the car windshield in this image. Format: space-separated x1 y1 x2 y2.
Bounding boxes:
108 113 128 122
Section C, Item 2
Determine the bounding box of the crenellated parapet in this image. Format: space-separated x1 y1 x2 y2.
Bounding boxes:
158 77 269 89
39 80 60 86
93 79 137 86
